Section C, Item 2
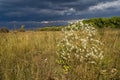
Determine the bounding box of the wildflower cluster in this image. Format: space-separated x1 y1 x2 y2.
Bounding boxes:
57 21 104 72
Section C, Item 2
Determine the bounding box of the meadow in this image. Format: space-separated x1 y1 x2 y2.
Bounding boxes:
0 27 120 80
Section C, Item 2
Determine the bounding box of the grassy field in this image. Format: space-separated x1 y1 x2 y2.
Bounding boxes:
0 29 120 80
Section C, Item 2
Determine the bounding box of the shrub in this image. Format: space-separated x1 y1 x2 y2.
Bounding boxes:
83 16 120 28
0 27 9 33
56 21 105 79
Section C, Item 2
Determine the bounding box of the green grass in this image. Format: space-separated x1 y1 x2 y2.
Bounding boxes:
0 29 120 80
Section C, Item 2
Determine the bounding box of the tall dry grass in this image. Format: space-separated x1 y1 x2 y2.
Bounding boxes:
0 29 119 80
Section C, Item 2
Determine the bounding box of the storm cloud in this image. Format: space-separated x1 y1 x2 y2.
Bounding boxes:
0 0 120 27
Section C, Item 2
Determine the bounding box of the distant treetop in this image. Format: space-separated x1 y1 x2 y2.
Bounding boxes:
83 16 120 28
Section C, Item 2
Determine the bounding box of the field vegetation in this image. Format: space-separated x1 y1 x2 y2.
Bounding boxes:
0 19 120 80
83 16 120 28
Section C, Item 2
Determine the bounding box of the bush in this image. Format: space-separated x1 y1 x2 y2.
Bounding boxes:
0 27 9 33
56 21 109 79
83 16 120 28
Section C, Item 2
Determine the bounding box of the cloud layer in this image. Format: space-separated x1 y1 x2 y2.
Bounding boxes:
89 0 120 11
0 0 120 22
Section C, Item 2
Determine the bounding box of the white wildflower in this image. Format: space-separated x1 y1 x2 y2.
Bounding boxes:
56 20 104 71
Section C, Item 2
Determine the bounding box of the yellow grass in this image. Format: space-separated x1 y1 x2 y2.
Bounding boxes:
0 29 120 80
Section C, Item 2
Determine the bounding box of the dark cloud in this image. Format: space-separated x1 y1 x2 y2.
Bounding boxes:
0 0 120 22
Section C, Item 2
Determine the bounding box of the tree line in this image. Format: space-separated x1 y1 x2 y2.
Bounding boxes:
83 16 120 28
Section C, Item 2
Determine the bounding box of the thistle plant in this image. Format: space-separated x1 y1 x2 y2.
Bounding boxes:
56 21 104 73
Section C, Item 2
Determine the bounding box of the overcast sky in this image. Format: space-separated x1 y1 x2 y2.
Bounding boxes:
0 0 120 23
